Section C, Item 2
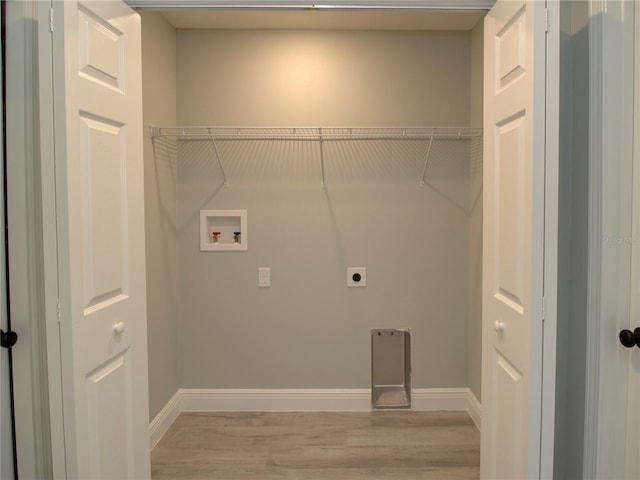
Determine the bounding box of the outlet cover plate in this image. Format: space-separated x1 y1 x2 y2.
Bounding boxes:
258 267 271 287
347 267 367 287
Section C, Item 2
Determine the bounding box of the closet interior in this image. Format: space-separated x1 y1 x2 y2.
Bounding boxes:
141 9 485 426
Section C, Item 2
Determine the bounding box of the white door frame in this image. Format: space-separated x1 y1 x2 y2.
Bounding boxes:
625 2 640 476
11 0 563 477
541 1 560 477
584 0 636 477
3 1 68 478
36 0 70 476
0 4 11 477
4 1 67 478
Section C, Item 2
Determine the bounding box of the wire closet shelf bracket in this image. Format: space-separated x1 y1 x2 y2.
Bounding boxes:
150 126 483 188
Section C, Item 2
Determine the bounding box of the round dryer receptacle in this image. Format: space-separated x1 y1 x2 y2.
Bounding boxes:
352 273 362 282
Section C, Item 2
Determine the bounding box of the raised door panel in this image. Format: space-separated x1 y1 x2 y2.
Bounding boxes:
78 4 125 92
490 350 526 479
494 114 526 316
495 5 526 92
86 351 134 479
79 113 129 314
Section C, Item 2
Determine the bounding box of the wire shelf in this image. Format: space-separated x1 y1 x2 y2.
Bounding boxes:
150 125 483 188
150 126 483 141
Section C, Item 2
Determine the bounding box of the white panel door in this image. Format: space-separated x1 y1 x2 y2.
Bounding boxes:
481 0 546 478
52 1 150 478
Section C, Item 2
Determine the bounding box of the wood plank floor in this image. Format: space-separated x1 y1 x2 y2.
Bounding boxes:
151 411 480 479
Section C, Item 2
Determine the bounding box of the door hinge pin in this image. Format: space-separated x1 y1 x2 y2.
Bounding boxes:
50 8 54 32
545 8 549 33
57 300 61 323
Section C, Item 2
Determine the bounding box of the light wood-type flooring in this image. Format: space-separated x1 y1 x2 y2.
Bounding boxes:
151 411 480 479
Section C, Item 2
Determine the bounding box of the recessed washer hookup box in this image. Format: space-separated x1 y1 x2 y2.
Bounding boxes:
371 329 411 409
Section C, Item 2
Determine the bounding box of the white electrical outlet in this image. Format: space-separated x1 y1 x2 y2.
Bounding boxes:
258 267 271 287
347 267 366 287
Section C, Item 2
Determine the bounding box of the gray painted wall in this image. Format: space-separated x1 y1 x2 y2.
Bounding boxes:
141 12 180 420
554 2 589 478
176 30 471 127
174 29 475 389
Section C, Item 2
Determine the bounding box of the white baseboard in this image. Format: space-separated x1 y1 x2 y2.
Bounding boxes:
411 388 469 411
466 389 482 431
150 388 481 446
149 390 181 449
180 388 371 411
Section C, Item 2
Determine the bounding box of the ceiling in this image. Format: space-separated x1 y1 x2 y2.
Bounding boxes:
159 10 485 30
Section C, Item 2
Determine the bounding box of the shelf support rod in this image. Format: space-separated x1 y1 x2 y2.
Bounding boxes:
209 129 229 187
319 129 326 188
419 129 435 187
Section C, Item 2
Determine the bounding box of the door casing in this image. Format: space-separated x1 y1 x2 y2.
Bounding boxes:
4 1 66 478
0 3 11 478
626 3 640 476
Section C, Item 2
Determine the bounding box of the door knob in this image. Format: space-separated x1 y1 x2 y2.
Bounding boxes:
0 329 18 348
113 322 125 335
619 327 640 348
494 320 504 333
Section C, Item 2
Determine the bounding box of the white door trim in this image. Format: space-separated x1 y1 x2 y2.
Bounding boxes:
35 0 70 477
4 1 70 478
0 3 10 477
625 3 640 475
4 1 68 478
540 1 560 477
583 0 604 474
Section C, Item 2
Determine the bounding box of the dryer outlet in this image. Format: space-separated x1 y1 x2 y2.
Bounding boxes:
347 267 367 287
